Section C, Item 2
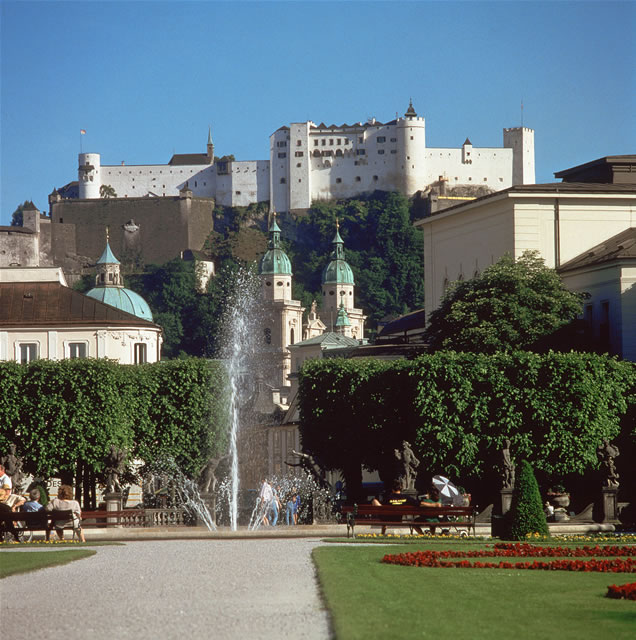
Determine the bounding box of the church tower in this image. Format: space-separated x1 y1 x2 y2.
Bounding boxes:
320 222 366 339
259 214 304 389
207 127 215 164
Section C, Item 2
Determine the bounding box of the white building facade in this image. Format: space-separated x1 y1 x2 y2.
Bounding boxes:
415 174 636 361
71 103 533 212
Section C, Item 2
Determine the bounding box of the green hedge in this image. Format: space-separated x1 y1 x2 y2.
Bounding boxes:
0 358 228 481
298 351 635 497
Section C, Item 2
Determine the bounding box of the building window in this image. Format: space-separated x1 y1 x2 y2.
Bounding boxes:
356 149 366 156
336 178 342 183
295 151 304 157
337 139 342 145
390 150 397 154
134 343 147 364
314 140 319 146
296 140 302 146
235 191 241 195
280 178 286 184
358 137 363 143
390 137 397 142
329 139 333 145
264 328 272 344
344 139 350 145
68 343 87 359
19 343 38 364
377 136 386 143
277 141 287 148
378 149 385 155
278 152 287 158
335 149 343 157
290 328 295 345
373 175 378 181
321 139 326 146
600 301 610 348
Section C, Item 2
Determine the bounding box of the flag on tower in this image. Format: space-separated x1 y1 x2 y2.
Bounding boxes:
80 129 86 135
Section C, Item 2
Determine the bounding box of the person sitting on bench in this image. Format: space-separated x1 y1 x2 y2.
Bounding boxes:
416 488 444 533
371 482 426 535
46 484 85 542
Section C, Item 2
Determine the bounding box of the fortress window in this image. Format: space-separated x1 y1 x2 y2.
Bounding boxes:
469 177 472 181
277 141 287 147
356 149 366 156
483 177 488 182
296 140 302 146
336 178 342 183
297 163 301 167
499 178 504 182
295 151 304 157
410 136 414 140
390 150 397 154
195 181 197 187
280 178 286 184
344 139 350 145
378 150 385 155
278 153 287 158
358 137 363 143
390 137 397 142
59 218 63 223
264 328 272 344
377 136 386 143
373 175 378 181
355 176 361 182
235 190 241 195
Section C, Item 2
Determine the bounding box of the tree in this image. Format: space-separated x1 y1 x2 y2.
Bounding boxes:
425 251 583 353
99 184 117 198
506 460 550 540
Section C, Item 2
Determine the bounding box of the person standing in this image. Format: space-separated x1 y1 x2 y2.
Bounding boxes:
258 479 273 526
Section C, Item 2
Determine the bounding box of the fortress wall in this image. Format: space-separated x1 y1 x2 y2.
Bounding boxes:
50 196 215 270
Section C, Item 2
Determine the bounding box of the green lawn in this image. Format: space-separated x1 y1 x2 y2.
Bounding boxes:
0 549 96 578
313 543 636 640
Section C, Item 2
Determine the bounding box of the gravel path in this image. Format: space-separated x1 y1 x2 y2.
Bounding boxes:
1 539 332 639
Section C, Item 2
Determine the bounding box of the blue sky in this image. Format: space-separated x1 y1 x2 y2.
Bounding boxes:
1 0 634 225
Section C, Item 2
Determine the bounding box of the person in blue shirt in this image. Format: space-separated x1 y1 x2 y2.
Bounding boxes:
21 488 44 512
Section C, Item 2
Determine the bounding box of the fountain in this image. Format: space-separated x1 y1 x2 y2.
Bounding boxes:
216 266 262 531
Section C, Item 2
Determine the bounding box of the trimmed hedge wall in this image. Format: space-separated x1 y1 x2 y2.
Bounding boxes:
298 351 635 499
0 358 228 481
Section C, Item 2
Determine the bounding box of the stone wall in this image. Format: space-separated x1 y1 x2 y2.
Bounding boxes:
50 195 215 274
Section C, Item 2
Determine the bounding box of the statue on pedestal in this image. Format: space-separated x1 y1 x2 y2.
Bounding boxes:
501 439 515 489
104 445 126 494
597 439 620 488
198 454 229 495
0 443 24 493
394 440 419 492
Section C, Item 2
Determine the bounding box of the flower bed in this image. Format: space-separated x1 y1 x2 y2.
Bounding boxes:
606 582 636 600
382 543 636 573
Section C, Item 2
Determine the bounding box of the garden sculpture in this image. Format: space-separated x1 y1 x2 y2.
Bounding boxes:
198 454 229 494
597 439 620 488
0 443 24 493
501 439 515 489
104 445 126 493
394 440 419 491
287 450 330 491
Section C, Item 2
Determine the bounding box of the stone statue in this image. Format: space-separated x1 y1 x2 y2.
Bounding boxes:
198 454 229 494
501 439 515 489
104 445 126 493
394 440 419 492
597 438 620 488
0 443 24 493
286 450 330 491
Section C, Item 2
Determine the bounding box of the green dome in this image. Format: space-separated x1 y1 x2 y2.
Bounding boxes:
321 227 355 285
86 287 153 322
259 216 292 275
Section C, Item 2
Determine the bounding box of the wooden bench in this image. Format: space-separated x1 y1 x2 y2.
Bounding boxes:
0 509 78 542
340 504 477 538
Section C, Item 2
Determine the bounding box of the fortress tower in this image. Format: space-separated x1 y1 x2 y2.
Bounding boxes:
78 153 101 199
396 100 427 196
503 127 535 185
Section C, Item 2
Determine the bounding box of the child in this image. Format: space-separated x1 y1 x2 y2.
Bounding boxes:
21 488 44 512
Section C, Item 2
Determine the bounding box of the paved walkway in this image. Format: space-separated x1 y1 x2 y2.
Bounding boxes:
1 539 332 640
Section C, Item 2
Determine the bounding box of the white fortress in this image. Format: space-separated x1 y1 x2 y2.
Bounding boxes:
75 102 534 210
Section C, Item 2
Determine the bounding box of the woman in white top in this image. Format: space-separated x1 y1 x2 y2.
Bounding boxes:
46 484 85 542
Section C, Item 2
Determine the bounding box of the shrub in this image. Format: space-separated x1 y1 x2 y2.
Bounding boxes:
507 460 549 540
